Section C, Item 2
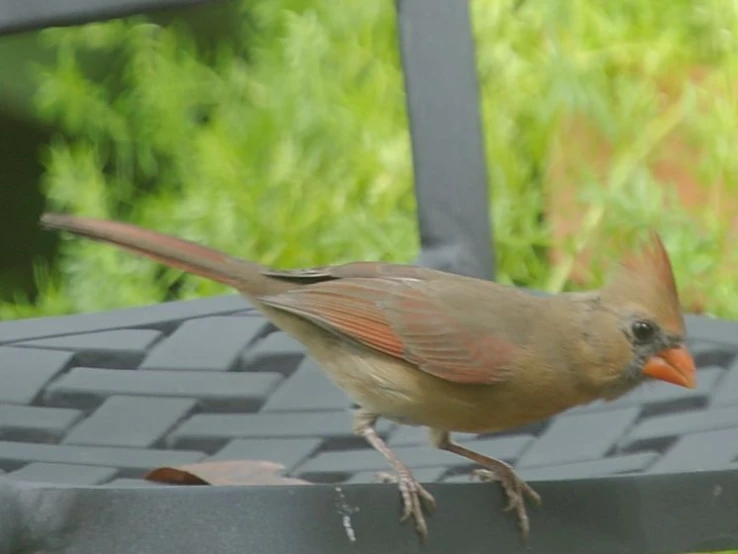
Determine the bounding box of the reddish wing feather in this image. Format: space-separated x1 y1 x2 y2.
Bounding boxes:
259 280 408 359
259 278 514 385
385 293 514 384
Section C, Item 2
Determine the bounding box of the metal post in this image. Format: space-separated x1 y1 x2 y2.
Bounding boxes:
396 0 495 280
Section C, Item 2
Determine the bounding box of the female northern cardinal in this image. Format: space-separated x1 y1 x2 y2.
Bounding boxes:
41 213 695 543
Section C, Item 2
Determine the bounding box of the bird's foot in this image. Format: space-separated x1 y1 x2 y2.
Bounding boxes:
375 470 436 542
471 463 541 543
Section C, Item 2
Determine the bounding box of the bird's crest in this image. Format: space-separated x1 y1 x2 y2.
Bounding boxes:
604 231 685 335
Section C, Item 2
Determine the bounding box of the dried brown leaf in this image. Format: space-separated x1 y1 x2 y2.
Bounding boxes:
144 459 312 486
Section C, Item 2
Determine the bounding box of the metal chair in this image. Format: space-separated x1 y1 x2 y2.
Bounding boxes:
0 2 736 552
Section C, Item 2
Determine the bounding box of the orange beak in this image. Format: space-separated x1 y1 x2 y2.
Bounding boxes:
642 344 696 389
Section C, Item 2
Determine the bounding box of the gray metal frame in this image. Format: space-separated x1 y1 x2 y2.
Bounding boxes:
398 0 494 279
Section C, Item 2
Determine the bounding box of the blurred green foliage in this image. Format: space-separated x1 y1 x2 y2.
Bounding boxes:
4 0 738 319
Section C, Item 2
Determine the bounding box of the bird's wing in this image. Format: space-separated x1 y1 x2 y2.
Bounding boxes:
259 277 516 385
261 261 450 283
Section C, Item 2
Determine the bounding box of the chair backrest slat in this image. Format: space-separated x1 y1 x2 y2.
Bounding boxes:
395 0 494 279
0 0 221 35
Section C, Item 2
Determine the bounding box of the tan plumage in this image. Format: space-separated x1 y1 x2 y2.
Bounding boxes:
602 230 685 335
40 213 696 544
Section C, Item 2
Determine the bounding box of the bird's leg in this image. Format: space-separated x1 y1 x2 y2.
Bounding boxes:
353 409 436 542
431 429 541 543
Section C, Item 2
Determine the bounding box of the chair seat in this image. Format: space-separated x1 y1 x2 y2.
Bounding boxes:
1 294 737 487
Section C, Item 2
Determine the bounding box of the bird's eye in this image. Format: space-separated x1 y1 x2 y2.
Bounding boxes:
632 320 656 342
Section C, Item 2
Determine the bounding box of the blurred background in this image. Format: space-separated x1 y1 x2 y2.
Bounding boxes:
1 0 737 320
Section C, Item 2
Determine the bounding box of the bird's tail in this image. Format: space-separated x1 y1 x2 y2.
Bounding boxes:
40 213 271 294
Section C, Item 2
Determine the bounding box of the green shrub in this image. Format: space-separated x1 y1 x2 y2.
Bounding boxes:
5 0 738 320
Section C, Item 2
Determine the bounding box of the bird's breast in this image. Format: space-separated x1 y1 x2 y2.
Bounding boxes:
315 344 596 434
268 311 599 434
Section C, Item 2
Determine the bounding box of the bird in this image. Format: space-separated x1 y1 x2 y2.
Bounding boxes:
40 213 696 543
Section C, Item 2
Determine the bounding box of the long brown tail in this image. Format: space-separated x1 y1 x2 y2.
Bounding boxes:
41 213 270 293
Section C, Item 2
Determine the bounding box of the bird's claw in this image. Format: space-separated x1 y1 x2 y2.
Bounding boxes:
375 470 436 541
471 466 541 543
